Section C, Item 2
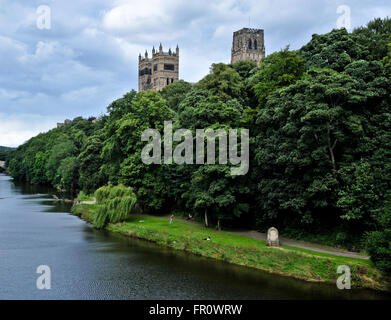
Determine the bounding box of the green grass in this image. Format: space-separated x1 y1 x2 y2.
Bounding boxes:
125 215 266 246
71 202 95 222
282 245 372 265
72 204 390 292
75 191 94 202
117 215 372 265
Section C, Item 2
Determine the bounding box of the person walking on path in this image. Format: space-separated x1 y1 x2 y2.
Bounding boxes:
170 214 174 224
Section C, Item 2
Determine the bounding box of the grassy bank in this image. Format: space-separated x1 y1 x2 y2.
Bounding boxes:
72 203 390 292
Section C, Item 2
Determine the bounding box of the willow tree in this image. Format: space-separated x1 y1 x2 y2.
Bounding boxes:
93 184 137 229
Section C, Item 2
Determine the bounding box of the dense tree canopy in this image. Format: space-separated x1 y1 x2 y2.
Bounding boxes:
161 80 192 112
254 63 389 227
249 48 305 106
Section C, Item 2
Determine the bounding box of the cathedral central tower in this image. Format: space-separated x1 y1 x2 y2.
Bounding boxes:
231 28 265 65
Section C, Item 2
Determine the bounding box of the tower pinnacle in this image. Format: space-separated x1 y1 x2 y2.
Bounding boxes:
138 43 179 92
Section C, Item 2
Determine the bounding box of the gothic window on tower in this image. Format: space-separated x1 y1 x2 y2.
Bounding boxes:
164 63 175 71
248 39 252 49
139 68 151 76
254 39 257 50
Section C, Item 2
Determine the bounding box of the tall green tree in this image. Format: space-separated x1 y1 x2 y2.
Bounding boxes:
78 131 106 194
299 28 365 71
353 17 391 61
366 194 391 273
383 43 391 77
178 90 250 228
57 156 80 192
249 48 305 107
46 140 77 184
161 80 192 112
254 62 390 229
102 90 175 211
195 63 244 103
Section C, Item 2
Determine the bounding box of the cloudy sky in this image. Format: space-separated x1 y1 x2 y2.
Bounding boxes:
0 0 390 147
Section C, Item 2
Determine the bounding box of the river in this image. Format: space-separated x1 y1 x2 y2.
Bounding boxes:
0 174 389 300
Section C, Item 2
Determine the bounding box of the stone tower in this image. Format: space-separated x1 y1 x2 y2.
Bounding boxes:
231 28 265 65
138 44 179 92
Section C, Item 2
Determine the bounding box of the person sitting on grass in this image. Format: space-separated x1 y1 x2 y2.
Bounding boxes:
186 214 193 220
203 236 211 241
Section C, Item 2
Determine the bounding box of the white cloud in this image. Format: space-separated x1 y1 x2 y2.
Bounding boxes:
60 86 99 101
101 0 189 42
0 88 29 100
19 41 78 65
0 36 27 60
102 0 175 33
0 113 57 147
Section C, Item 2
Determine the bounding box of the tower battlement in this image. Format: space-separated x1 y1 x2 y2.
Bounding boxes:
138 44 179 92
231 27 265 65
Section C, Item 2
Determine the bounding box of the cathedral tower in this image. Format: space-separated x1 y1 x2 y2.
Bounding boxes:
231 28 265 65
138 44 179 92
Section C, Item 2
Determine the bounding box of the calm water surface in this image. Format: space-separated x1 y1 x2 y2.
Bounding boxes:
0 174 390 300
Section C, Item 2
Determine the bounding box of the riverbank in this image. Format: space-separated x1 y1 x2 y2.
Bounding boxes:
72 203 391 292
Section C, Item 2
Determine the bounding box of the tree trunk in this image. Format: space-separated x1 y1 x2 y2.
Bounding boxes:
204 208 209 228
217 219 221 231
329 144 337 172
327 127 337 174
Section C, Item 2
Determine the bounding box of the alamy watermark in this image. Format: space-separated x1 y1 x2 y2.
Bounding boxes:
141 121 249 176
36 5 51 30
36 265 51 290
336 5 351 30
336 265 351 290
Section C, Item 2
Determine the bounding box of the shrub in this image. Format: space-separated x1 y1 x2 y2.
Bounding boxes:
76 191 93 202
336 232 348 246
366 195 391 274
366 230 391 273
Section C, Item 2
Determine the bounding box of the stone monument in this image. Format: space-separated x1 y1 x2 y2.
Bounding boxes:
267 227 279 246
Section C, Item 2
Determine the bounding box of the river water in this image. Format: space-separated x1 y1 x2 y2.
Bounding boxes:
0 174 389 300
